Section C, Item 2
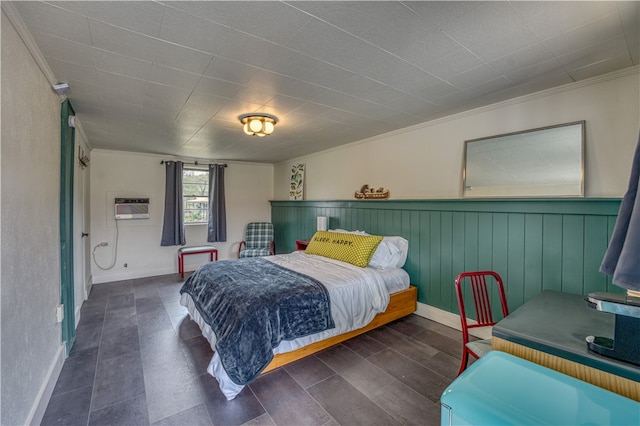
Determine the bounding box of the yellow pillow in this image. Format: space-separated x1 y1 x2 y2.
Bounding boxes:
305 231 383 267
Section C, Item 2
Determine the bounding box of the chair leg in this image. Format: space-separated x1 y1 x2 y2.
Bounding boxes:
458 348 469 376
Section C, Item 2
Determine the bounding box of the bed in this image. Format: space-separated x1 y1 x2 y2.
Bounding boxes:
179 231 417 400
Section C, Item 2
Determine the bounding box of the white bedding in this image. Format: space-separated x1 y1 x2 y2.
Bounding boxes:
180 250 409 400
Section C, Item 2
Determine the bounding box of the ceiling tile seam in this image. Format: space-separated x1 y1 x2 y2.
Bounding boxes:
80 2 442 113
159 1 238 35
284 1 451 87
26 13 217 90
459 3 556 89
400 1 498 85
81 14 221 63
140 1 189 117
169 56 220 132
39 0 94 44
552 37 628 82
401 0 587 90
230 51 442 119
159 0 312 55
231 67 388 118
174 99 245 153
157 0 293 65
245 45 441 112
156 1 170 40
616 3 639 65
517 9 628 83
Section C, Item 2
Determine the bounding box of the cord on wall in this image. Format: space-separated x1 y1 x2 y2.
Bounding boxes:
92 219 119 270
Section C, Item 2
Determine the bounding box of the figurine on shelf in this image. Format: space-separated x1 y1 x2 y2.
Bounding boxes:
354 184 390 199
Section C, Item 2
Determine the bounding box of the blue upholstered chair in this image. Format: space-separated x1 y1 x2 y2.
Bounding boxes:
238 222 275 258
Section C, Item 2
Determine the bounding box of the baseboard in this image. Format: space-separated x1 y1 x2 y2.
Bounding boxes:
85 276 92 302
414 301 492 340
75 305 82 328
91 265 178 284
26 343 65 426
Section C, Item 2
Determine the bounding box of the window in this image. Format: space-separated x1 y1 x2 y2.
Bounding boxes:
183 169 209 224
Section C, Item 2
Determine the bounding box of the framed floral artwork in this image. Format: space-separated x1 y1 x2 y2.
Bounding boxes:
289 163 305 200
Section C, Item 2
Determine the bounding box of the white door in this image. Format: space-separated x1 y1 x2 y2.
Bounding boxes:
73 142 91 325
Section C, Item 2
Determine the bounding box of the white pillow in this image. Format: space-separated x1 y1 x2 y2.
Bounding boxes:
329 228 368 235
328 229 408 269
369 240 399 269
369 236 409 269
385 236 409 267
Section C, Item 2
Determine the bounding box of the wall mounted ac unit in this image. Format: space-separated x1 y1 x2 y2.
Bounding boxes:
114 198 150 219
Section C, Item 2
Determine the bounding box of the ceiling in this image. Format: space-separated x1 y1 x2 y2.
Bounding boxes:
8 1 640 163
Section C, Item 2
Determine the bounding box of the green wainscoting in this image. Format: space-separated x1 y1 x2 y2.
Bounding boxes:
271 199 623 316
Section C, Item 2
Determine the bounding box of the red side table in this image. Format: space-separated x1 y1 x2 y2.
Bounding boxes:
295 240 309 251
178 245 218 279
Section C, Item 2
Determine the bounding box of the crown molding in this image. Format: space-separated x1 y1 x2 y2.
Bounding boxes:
2 3 57 88
396 65 639 136
89 148 273 168
280 65 639 165
378 65 640 138
2 3 92 150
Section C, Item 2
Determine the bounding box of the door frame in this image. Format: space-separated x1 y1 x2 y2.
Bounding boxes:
60 99 75 355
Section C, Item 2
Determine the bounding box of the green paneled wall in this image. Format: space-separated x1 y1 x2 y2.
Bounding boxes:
271 199 622 315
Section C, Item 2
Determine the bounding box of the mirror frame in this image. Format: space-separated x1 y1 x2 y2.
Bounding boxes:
462 121 585 198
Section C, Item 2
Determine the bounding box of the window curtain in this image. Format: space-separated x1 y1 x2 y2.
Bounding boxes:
207 164 227 242
161 161 186 246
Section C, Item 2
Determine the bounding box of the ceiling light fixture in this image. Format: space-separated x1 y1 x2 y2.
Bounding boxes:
238 113 278 137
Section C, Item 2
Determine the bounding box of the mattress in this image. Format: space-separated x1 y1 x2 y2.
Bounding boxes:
180 251 409 399
375 266 411 294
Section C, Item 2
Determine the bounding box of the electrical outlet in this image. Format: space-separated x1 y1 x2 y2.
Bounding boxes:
99 242 108 247
56 305 64 323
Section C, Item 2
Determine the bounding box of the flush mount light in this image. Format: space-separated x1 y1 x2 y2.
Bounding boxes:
238 113 278 137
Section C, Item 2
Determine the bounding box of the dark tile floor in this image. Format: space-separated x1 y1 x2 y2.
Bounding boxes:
42 274 466 426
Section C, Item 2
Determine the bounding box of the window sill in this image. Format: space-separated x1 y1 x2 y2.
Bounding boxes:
185 222 207 226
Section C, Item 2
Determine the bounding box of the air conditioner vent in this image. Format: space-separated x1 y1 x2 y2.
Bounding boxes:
115 198 149 219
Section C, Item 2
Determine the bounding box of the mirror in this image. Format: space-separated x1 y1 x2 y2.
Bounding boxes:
463 121 584 198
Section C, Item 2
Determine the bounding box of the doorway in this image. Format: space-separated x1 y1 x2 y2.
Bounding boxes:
60 99 75 355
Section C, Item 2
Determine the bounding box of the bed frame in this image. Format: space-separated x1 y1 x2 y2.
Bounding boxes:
262 285 418 373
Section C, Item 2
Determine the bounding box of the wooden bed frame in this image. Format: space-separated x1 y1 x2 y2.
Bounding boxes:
262 285 418 373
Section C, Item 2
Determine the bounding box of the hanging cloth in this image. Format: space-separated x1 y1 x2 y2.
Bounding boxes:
600 131 640 292
207 164 227 242
161 161 186 246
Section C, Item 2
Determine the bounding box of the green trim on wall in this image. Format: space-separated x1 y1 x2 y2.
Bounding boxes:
271 198 623 316
60 99 76 355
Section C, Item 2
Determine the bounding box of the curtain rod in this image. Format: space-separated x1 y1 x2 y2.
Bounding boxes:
160 160 227 167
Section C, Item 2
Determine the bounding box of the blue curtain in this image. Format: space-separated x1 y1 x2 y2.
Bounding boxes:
208 164 227 242
600 131 640 291
161 161 186 246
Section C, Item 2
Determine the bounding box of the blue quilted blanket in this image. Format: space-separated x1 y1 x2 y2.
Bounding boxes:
180 257 335 385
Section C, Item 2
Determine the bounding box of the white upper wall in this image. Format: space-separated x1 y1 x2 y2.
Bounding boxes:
274 69 640 200
1 11 63 426
90 150 273 283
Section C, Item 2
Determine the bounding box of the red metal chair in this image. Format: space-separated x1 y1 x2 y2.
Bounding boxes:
455 270 509 376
